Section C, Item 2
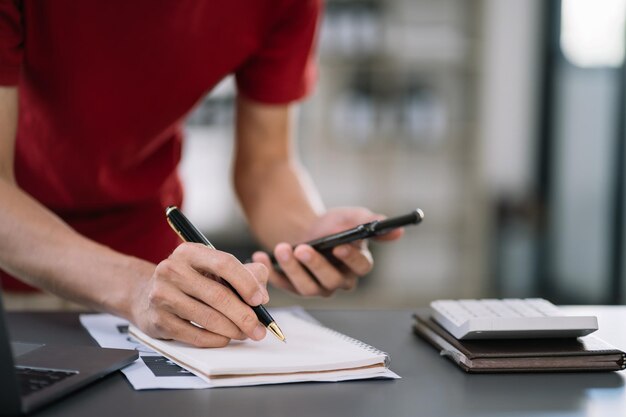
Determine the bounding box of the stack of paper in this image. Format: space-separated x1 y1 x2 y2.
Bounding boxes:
129 310 399 387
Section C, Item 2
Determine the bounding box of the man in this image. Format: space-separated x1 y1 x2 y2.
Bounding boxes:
0 1 402 347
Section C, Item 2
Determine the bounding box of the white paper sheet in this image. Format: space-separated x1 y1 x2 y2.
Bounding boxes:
79 313 208 390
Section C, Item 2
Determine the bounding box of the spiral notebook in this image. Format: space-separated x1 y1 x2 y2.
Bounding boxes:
128 310 399 387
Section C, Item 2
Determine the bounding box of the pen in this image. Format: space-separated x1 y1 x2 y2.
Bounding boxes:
165 206 286 343
268 208 424 272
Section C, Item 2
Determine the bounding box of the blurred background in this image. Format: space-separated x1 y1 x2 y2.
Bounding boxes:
181 0 626 309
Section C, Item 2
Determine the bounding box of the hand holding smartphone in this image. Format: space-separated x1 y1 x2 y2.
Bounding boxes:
269 208 424 272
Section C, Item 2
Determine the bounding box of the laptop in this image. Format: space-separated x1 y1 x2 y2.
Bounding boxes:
0 295 138 416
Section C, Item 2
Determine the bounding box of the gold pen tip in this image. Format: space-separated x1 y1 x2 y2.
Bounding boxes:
267 322 286 342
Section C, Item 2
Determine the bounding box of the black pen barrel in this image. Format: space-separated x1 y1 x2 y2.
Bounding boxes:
268 209 424 271
252 304 274 327
373 209 424 234
166 209 214 248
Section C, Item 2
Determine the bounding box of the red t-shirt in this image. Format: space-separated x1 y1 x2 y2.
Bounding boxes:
0 0 320 291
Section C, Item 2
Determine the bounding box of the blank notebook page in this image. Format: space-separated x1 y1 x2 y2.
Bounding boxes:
129 311 390 380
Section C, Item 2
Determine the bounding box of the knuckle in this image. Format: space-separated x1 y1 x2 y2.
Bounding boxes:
154 260 175 279
154 259 188 287
172 242 191 257
239 311 257 332
212 251 236 272
251 263 269 284
211 256 226 271
190 332 204 347
147 284 168 306
200 309 219 330
208 284 231 306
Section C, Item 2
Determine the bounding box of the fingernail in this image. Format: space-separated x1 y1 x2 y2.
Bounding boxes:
251 291 264 306
253 324 266 340
299 250 311 262
278 251 290 262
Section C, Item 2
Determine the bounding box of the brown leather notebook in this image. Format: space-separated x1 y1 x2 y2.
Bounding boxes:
413 311 626 373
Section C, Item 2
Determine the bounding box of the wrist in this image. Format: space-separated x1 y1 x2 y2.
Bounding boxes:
105 257 155 321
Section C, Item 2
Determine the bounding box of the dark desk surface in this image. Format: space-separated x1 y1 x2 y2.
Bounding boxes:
7 306 626 417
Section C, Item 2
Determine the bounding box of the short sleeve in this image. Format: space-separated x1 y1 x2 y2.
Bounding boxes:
0 0 23 86
236 0 321 104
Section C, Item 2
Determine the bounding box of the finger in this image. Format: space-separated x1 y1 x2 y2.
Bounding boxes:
373 227 405 242
156 289 246 340
332 207 379 229
293 244 346 293
252 251 298 293
171 243 269 306
153 258 266 340
148 310 232 348
244 262 269 287
181 276 267 341
274 242 329 297
332 243 374 276
342 275 358 290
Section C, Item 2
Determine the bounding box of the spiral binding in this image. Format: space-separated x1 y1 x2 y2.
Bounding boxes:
315 322 391 367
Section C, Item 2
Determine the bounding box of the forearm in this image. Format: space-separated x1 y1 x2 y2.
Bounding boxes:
234 97 389 297
236 158 324 247
0 86 152 317
0 178 154 318
233 96 324 247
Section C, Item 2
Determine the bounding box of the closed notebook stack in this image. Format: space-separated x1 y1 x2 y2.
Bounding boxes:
129 311 399 387
413 311 626 373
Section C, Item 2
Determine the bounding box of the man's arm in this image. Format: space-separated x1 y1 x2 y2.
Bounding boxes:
233 95 324 245
234 96 402 296
0 86 268 346
0 90 151 316
0 87 16 182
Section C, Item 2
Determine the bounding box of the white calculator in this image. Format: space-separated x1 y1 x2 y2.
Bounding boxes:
430 298 598 340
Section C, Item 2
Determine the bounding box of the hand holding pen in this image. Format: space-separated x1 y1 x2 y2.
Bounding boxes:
165 206 285 342
129 208 279 348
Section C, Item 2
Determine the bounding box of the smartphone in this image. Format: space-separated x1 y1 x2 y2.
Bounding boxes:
269 208 424 271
